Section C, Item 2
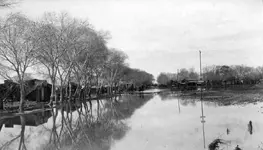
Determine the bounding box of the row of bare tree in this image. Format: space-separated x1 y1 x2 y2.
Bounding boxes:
0 12 154 112
203 65 263 83
157 65 263 86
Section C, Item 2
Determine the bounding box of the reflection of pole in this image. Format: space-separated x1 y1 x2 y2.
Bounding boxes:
201 115 206 149
177 98 181 114
200 50 206 149
201 94 206 149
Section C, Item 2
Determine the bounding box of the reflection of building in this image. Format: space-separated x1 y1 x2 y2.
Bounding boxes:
0 110 52 131
0 122 2 131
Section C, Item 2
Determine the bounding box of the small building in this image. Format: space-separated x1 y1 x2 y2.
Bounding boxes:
25 79 52 102
0 79 52 104
180 79 204 91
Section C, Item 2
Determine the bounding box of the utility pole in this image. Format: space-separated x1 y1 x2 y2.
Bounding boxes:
177 69 179 81
199 51 202 80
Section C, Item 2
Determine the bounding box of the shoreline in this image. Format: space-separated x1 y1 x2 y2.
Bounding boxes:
177 88 263 105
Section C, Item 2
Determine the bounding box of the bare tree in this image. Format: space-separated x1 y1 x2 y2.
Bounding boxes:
71 25 108 99
35 12 73 104
55 16 88 103
122 68 153 87
0 13 38 112
178 68 189 81
188 67 199 80
104 48 127 94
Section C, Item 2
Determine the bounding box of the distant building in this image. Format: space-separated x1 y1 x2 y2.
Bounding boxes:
180 79 204 91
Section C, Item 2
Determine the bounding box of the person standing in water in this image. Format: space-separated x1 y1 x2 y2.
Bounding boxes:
248 121 253 135
226 128 230 135
235 145 242 150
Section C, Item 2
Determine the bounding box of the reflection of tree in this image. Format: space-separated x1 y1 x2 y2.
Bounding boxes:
104 94 153 120
1 94 154 150
179 98 197 107
203 101 219 107
159 92 198 108
0 108 53 150
0 135 21 150
42 94 152 150
18 115 26 150
159 92 177 101
0 115 27 150
49 105 60 148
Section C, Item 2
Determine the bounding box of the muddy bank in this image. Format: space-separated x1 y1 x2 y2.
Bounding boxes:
179 88 263 105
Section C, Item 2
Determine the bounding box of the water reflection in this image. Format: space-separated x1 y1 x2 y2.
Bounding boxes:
0 109 52 150
0 94 153 150
200 93 206 149
159 91 178 101
111 92 263 150
227 128 230 135
0 110 51 128
1 92 263 150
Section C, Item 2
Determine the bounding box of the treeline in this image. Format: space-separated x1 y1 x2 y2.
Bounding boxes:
0 12 154 111
157 65 263 86
157 68 199 85
203 65 263 85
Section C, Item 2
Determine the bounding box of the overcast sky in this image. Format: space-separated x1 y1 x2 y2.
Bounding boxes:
1 0 263 77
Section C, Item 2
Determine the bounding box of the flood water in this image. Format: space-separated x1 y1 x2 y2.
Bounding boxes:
0 91 263 150
111 92 263 150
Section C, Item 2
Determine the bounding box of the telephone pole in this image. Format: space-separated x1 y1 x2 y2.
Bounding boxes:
199 50 202 80
177 69 179 81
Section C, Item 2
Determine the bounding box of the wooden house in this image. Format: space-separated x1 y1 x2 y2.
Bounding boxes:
0 79 52 106
25 79 52 102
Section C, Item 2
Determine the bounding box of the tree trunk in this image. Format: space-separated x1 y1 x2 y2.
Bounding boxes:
19 83 25 112
0 98 3 110
110 84 113 95
65 82 68 101
60 86 63 103
68 81 72 102
50 79 56 104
